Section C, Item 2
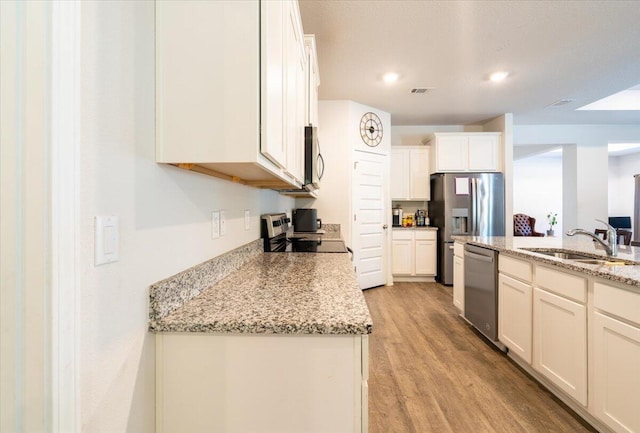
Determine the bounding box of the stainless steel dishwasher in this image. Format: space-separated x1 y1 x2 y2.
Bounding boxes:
464 244 502 347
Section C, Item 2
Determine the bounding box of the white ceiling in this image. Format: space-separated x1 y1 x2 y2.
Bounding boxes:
298 0 640 126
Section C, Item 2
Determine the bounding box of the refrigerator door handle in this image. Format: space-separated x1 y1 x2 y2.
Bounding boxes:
471 178 478 235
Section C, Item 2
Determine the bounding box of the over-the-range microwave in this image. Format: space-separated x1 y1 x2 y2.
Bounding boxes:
304 126 324 191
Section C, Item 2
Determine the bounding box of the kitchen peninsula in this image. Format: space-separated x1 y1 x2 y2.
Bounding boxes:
453 235 640 433
149 240 372 433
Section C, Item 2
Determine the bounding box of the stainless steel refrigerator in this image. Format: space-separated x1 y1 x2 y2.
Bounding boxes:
429 172 505 285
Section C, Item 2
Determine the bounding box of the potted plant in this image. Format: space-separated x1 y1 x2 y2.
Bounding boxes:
546 212 558 236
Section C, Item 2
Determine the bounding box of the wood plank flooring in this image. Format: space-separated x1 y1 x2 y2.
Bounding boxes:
363 282 597 433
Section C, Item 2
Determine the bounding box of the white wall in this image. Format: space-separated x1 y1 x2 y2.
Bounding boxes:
79 3 293 432
513 153 563 235
296 100 391 246
482 114 514 235
514 124 640 229
390 124 482 147
296 101 353 241
608 152 640 230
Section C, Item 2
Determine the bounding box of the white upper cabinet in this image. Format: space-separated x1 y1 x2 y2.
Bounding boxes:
468 134 500 171
156 0 307 188
260 0 286 169
390 147 430 200
304 35 320 127
424 132 502 173
284 0 306 183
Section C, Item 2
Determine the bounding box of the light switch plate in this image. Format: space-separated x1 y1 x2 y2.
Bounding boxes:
211 211 220 239
220 211 227 236
244 210 251 230
95 215 119 266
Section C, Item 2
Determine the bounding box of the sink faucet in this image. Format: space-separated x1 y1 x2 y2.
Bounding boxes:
566 219 618 257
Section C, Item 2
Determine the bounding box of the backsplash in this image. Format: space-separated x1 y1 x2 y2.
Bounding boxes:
149 239 263 322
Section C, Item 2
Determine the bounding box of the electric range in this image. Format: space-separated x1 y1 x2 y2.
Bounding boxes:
261 213 347 253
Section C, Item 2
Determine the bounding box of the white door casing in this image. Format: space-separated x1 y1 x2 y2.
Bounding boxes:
0 2 80 431
352 150 388 289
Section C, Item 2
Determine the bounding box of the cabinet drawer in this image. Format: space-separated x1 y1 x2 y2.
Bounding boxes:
453 242 464 258
535 266 586 303
392 230 413 240
594 281 640 327
415 230 436 241
498 254 532 283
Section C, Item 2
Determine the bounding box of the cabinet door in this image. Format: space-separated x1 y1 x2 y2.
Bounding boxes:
414 239 436 275
592 312 640 433
156 1 259 163
304 36 319 127
533 287 587 405
453 256 464 312
392 239 413 275
390 149 409 199
409 149 430 200
260 0 286 168
468 135 499 171
284 0 306 182
499 274 532 364
434 135 467 171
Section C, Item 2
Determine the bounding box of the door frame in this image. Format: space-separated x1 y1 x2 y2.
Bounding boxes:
0 2 80 431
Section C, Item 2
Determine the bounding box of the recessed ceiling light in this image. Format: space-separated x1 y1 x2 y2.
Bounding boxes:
383 72 399 84
489 71 509 82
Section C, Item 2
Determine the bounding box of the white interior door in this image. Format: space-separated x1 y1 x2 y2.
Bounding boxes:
352 150 388 289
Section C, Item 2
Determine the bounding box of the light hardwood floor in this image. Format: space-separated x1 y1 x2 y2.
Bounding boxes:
363 282 597 433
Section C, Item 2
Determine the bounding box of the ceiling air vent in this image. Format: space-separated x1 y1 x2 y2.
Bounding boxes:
410 87 433 94
547 98 576 107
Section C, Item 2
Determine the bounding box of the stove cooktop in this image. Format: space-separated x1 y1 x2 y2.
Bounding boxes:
287 238 347 253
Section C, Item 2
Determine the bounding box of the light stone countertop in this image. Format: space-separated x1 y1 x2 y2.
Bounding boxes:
150 252 373 335
452 235 640 291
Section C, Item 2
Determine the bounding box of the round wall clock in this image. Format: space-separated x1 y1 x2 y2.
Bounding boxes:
360 112 383 147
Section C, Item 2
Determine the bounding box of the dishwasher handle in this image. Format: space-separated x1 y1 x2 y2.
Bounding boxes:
464 250 494 263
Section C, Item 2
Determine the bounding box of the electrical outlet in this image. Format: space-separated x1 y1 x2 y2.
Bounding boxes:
211 211 220 239
220 211 227 236
244 210 251 230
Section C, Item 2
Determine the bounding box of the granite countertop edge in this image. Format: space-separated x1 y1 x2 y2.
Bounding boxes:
453 235 640 289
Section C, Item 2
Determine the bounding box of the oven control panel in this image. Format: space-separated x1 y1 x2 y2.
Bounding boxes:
261 213 290 239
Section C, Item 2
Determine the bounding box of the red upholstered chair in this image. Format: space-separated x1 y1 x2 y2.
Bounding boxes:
513 214 545 237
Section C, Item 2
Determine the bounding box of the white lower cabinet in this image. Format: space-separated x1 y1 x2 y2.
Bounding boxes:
533 286 587 406
391 229 436 278
498 274 532 363
498 254 533 363
452 242 464 312
592 312 640 433
592 281 640 433
156 333 369 433
415 237 436 275
391 231 414 275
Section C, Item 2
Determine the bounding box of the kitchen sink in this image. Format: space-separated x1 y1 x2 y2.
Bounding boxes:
522 248 634 266
523 249 597 260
